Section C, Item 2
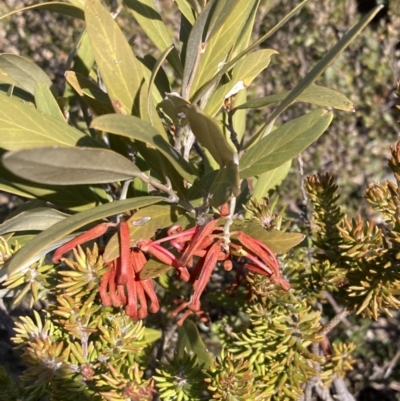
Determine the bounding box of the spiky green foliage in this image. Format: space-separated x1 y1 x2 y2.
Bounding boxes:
215 276 324 400
154 352 208 401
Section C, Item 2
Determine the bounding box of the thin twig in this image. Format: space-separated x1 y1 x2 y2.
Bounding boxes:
183 126 196 162
333 377 356 401
227 111 240 151
174 125 183 153
120 179 132 201
223 197 236 251
304 307 352 400
323 291 352 327
139 173 179 203
320 307 351 337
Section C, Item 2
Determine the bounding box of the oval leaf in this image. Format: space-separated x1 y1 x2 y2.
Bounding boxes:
0 164 109 212
6 196 163 276
104 204 179 262
139 258 173 280
240 109 333 178
0 93 100 150
124 0 183 76
0 54 53 95
177 319 214 368
205 49 277 117
233 85 354 112
209 161 240 207
0 208 69 235
91 114 197 183
34 83 65 122
0 2 84 21
2 147 143 185
252 160 292 201
85 0 145 115
246 5 383 147
187 106 234 167
236 221 305 253
189 0 256 98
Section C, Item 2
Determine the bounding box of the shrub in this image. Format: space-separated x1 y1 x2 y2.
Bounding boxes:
0 1 395 400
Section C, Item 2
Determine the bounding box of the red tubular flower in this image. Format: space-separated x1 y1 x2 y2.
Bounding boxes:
190 240 222 312
53 222 114 263
100 267 112 306
178 218 219 268
118 219 131 285
140 240 190 282
109 260 123 307
236 232 290 291
125 271 138 320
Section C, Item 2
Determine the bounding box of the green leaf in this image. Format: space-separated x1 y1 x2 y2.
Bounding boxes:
123 0 183 76
209 161 240 207
205 49 277 117
173 0 195 24
157 92 191 127
91 114 197 183
177 319 213 368
233 85 354 112
2 147 143 186
0 54 53 95
181 0 217 98
187 106 234 167
6 197 163 276
65 71 114 115
246 4 383 148
189 0 257 97
0 2 85 21
191 0 310 103
68 0 85 8
252 161 291 201
235 221 305 253
147 46 174 123
0 208 69 235
143 327 162 344
139 258 173 280
0 162 109 212
240 109 333 178
85 0 145 115
0 93 100 150
34 83 65 122
7 234 35 248
104 204 180 261
66 30 95 78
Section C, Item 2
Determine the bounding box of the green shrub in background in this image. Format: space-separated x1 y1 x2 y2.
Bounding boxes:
0 1 398 400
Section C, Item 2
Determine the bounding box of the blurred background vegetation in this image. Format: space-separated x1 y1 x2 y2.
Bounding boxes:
0 0 399 399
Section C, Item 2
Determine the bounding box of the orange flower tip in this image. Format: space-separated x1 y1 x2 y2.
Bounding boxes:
219 203 230 217
190 300 201 312
138 308 148 319
149 303 160 313
223 259 233 271
280 280 291 291
100 293 112 306
111 296 123 308
178 267 190 282
117 287 127 305
167 225 183 236
126 305 138 320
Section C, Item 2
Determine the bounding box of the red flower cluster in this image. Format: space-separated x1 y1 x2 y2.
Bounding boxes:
53 215 290 324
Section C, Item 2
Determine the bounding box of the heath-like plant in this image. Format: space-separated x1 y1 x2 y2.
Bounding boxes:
0 1 389 400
